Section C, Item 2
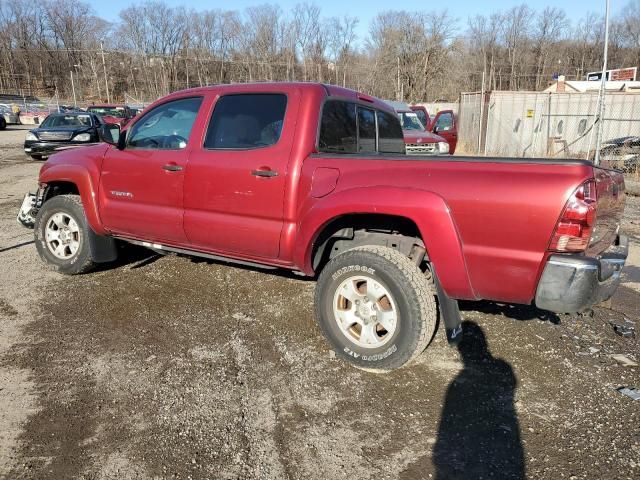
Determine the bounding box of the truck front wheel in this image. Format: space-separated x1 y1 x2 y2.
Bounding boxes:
34 194 95 275
314 246 437 371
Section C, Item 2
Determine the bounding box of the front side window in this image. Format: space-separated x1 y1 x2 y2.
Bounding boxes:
377 110 405 154
127 97 203 150
319 101 357 153
205 94 287 149
357 107 376 153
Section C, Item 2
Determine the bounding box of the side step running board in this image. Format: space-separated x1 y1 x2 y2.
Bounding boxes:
120 238 279 271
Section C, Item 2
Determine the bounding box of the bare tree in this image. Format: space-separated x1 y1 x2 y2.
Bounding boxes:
1 0 638 104
501 4 532 90
533 7 569 89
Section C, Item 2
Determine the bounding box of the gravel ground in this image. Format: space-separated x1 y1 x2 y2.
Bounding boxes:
0 126 638 480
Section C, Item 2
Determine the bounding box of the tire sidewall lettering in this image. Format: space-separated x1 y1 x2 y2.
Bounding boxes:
331 265 375 281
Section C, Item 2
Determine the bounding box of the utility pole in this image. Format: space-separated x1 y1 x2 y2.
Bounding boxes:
594 0 610 166
397 57 400 102
70 70 77 107
100 41 111 103
478 69 486 155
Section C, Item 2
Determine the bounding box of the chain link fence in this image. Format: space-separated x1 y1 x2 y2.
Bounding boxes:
458 90 640 177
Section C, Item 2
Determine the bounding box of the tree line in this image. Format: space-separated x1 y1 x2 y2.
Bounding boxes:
1 0 640 104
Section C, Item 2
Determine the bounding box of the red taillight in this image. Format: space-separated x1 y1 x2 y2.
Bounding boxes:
549 180 597 252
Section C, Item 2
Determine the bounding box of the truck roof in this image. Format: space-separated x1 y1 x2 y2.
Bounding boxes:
161 82 397 115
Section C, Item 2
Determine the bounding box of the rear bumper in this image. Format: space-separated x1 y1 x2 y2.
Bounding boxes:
535 235 628 313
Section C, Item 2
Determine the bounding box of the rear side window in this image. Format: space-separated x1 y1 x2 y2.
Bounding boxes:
319 101 357 153
205 94 287 149
377 110 405 154
357 107 376 153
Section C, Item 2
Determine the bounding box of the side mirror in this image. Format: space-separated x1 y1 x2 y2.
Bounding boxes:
99 124 124 149
432 125 439 134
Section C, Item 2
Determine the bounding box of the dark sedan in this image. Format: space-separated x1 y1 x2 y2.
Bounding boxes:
24 112 104 160
599 136 640 173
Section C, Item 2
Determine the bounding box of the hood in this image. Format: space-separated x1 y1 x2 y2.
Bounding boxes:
403 129 445 144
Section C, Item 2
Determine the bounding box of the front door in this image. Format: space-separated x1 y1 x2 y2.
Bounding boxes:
184 89 300 259
98 96 203 244
431 110 458 154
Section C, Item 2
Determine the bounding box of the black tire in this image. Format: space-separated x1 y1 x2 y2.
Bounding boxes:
314 246 437 371
0 118 6 130
30 155 45 161
34 194 95 275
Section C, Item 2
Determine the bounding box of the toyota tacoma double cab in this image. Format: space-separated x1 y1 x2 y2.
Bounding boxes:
17 83 628 371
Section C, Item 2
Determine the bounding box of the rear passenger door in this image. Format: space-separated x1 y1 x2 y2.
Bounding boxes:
184 90 300 259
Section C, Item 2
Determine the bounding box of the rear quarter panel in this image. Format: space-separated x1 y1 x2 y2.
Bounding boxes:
293 156 593 304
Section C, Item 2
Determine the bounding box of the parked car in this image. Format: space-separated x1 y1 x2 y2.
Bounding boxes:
0 105 20 125
86 104 136 126
20 103 54 125
409 105 458 154
16 82 627 371
598 136 640 173
387 101 449 155
23 112 104 160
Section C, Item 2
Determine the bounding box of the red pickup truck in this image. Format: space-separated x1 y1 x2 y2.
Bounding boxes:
410 105 458 154
17 83 628 371
86 104 136 127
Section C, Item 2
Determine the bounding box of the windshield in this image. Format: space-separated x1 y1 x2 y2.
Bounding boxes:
398 112 425 131
87 107 125 118
41 115 93 128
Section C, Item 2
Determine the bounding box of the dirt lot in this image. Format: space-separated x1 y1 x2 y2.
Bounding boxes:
0 125 638 480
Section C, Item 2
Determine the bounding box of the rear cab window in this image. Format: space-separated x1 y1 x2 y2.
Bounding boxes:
318 100 405 155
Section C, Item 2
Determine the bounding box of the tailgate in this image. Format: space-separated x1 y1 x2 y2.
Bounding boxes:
589 167 626 255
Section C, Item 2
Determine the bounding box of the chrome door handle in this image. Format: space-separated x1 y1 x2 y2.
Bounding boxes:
163 164 183 172
251 169 278 178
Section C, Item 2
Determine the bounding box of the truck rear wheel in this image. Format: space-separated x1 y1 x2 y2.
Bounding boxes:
34 194 95 275
314 246 437 371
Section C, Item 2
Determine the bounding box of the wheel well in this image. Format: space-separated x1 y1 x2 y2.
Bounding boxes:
312 214 427 273
43 181 79 201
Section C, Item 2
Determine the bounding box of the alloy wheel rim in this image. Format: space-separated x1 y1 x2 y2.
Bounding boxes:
332 275 398 349
45 212 80 260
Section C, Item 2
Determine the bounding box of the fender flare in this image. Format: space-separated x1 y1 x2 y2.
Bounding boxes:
39 164 106 235
294 186 476 300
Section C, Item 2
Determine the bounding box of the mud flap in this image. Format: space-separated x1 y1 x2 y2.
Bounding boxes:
88 228 118 263
434 274 463 345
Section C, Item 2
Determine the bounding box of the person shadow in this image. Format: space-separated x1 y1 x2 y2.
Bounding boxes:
433 321 525 479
